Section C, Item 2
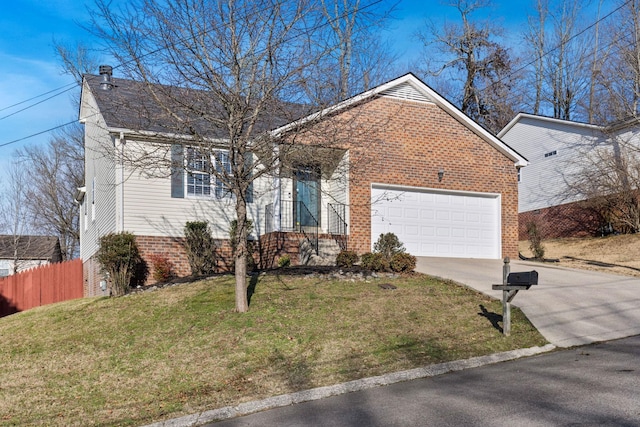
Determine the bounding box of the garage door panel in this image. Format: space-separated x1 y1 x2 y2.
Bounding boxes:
421 209 435 220
451 227 466 238
371 187 500 259
452 211 465 222
436 210 450 220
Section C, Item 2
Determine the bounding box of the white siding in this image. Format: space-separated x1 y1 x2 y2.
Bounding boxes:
501 117 602 212
322 151 349 232
121 141 269 239
79 84 117 260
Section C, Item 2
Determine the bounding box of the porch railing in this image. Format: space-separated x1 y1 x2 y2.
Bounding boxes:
265 201 319 254
328 203 348 250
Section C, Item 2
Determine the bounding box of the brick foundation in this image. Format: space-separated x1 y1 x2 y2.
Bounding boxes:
519 202 605 240
83 256 108 297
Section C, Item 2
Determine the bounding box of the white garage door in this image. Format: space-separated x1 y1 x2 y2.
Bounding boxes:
371 186 501 259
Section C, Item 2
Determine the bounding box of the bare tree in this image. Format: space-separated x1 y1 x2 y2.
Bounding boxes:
523 0 593 120
7 41 98 260
14 124 84 260
563 127 640 233
309 0 398 101
524 0 548 115
0 164 33 274
88 0 386 312
416 0 519 132
592 0 640 123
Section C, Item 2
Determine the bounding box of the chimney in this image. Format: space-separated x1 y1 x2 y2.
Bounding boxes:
99 65 113 90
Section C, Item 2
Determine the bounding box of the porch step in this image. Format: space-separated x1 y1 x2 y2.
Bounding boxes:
300 238 342 266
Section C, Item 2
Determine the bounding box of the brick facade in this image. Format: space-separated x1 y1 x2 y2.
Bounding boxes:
83 232 311 291
518 201 604 240
316 96 520 259
82 88 522 291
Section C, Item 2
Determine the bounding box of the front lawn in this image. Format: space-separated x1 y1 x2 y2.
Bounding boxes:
0 271 546 426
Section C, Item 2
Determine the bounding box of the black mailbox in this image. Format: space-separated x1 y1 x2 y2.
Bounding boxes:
507 271 538 286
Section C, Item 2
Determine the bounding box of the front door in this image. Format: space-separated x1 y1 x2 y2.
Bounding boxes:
294 165 320 227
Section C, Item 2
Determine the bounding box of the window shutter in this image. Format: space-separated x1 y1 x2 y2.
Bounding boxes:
171 144 184 198
245 152 253 203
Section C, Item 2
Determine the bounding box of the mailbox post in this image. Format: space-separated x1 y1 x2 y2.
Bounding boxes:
492 257 538 336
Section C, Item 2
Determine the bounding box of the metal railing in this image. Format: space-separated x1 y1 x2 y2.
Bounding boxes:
328 203 348 250
264 200 319 254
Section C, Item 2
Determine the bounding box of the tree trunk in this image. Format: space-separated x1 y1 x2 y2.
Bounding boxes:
234 196 249 313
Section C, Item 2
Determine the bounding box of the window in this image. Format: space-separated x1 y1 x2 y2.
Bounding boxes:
186 148 232 199
186 148 211 196
544 150 557 158
214 151 232 199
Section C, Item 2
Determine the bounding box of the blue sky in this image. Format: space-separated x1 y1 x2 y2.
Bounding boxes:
0 0 610 182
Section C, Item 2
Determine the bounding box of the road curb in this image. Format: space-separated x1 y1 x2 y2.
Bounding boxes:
144 344 556 427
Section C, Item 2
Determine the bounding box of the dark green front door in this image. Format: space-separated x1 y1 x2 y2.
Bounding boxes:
294 166 320 227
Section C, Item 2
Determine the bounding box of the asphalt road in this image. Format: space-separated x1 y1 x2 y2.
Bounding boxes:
209 335 640 426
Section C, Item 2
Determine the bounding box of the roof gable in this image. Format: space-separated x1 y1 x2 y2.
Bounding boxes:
0 236 61 261
498 113 603 138
273 73 527 167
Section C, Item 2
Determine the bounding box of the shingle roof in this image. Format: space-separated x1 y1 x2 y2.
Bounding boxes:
0 235 62 262
84 74 308 139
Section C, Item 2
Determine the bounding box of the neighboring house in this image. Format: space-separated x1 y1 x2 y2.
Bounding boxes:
499 113 640 239
79 68 526 295
0 235 63 277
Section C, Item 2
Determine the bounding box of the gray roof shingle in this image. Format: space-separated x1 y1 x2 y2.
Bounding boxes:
0 235 62 262
84 74 308 139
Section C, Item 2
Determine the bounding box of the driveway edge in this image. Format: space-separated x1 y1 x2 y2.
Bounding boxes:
145 343 556 427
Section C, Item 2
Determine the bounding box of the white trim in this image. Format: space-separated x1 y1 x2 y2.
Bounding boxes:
498 113 603 138
371 183 501 199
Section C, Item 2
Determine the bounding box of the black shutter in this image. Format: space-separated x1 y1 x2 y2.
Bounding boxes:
171 144 184 198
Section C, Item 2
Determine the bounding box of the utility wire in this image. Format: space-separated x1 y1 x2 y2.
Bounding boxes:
0 0 385 148
476 0 632 109
0 81 77 113
0 86 77 121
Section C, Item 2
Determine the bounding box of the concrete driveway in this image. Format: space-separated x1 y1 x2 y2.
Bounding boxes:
416 257 640 347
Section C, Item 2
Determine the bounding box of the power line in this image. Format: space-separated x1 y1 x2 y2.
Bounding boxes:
0 82 77 113
0 85 78 121
0 0 386 148
479 0 633 111
0 119 80 148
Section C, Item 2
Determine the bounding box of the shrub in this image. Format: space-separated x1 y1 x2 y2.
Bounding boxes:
148 254 173 282
184 221 216 276
336 250 358 267
96 232 143 296
373 233 405 259
390 252 417 272
360 252 390 272
277 254 291 268
527 222 545 260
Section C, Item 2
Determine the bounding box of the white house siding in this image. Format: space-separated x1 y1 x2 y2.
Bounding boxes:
500 116 602 212
322 152 349 232
79 85 117 261
121 141 269 240
0 259 49 276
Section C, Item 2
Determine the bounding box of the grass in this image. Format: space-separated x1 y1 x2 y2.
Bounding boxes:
0 272 546 426
519 233 640 277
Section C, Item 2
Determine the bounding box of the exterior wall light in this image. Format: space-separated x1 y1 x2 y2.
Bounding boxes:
438 169 445 182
